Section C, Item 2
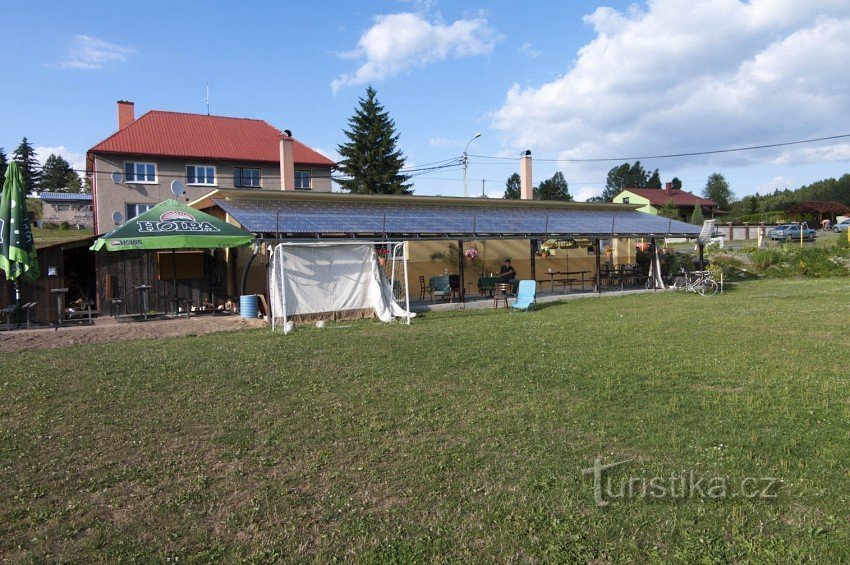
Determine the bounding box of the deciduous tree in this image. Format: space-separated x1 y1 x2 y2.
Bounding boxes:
534 171 572 201
703 173 734 210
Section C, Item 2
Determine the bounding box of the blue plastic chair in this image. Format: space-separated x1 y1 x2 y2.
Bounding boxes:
511 280 537 311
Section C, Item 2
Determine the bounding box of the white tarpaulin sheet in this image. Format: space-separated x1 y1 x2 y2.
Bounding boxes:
269 243 412 326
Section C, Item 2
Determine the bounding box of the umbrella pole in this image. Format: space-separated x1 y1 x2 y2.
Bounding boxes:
172 249 178 316
14 281 20 329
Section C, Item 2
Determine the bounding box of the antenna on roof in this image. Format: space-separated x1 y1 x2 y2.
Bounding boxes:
205 83 210 115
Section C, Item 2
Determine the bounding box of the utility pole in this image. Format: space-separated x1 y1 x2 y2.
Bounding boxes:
463 132 482 197
481 178 485 197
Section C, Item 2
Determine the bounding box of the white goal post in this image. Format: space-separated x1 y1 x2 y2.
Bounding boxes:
268 240 412 331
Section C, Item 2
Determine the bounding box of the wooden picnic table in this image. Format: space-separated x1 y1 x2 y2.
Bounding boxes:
539 270 591 293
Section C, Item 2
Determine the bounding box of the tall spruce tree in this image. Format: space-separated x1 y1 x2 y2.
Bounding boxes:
503 172 521 199
40 154 79 191
646 169 662 189
336 86 411 195
534 171 572 201
13 137 41 192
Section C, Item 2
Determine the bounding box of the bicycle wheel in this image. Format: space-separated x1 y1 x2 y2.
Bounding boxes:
695 280 708 295
704 279 719 295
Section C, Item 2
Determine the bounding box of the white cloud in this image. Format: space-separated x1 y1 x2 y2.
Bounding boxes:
574 185 603 202
492 1 850 177
62 35 135 69
35 146 85 172
518 42 541 58
331 12 499 93
754 175 795 194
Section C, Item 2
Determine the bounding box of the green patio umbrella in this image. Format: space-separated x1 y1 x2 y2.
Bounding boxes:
0 162 39 316
91 199 253 315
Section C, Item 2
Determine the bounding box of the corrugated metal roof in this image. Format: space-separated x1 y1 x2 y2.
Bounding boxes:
213 197 703 239
625 188 717 207
88 110 335 166
36 191 93 201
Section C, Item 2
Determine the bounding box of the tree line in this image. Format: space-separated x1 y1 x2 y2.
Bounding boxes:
1 137 88 193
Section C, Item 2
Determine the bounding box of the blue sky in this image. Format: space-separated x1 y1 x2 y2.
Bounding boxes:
3 0 850 201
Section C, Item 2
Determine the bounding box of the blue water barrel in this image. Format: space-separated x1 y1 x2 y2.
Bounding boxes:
240 294 258 319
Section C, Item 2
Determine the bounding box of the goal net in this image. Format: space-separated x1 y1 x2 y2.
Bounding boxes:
268 241 413 330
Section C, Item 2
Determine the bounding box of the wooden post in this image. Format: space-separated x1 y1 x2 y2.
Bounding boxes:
743 223 750 240
727 222 733 241
457 240 465 302
595 238 602 294
529 239 537 282
698 243 705 271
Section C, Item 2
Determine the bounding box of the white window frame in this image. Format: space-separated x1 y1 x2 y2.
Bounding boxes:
123 161 158 184
234 167 261 188
186 164 217 186
126 203 154 220
294 170 312 190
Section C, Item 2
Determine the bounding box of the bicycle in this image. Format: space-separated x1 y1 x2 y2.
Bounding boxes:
671 269 719 296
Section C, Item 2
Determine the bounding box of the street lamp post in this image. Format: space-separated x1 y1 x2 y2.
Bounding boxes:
463 132 482 198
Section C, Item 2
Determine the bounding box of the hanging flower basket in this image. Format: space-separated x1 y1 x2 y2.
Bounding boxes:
464 247 479 262
636 242 651 252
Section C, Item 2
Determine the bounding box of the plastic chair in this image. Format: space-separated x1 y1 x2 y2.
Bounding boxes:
511 280 537 311
430 275 451 302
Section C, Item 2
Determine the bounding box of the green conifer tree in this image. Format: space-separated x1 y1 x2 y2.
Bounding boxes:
336 86 411 194
12 137 42 191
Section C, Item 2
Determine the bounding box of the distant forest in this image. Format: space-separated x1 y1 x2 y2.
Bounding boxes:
728 173 850 222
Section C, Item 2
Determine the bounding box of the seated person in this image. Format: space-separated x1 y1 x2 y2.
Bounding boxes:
498 259 518 293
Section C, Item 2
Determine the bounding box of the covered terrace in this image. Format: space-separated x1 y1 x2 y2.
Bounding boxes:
191 190 703 310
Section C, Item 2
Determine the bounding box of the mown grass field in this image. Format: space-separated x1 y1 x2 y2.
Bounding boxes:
1 279 848 562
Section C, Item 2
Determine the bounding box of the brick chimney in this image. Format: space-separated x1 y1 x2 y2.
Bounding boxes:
117 100 135 129
279 130 295 190
665 181 673 194
520 150 533 200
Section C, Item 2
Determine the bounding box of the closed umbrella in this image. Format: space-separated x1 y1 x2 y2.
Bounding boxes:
0 163 39 319
91 199 252 316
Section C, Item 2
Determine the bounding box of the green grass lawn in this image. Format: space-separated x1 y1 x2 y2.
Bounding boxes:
1 279 848 562
32 227 94 249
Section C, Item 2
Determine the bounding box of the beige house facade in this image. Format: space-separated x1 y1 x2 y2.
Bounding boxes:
88 101 335 234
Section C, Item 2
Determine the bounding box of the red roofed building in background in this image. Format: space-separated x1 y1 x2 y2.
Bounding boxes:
612 183 718 221
87 101 335 233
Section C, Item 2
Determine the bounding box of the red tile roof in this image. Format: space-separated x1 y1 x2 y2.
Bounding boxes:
624 188 717 207
88 110 335 166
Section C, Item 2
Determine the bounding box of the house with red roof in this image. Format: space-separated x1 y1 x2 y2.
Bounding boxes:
612 182 718 221
87 101 335 233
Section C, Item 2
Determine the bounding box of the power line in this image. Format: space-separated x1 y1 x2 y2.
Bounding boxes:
468 133 850 163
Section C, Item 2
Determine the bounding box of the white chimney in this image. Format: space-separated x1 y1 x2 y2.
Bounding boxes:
520 150 533 199
279 130 295 191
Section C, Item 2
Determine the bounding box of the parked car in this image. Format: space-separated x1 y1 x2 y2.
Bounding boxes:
832 219 850 233
768 224 817 241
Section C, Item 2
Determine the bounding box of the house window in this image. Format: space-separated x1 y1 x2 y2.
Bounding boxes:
234 167 261 188
295 170 311 190
124 162 157 183
126 203 153 219
187 165 216 185
54 204 71 211
622 197 630 204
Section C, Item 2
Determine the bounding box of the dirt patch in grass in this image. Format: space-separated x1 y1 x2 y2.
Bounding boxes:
0 315 267 352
